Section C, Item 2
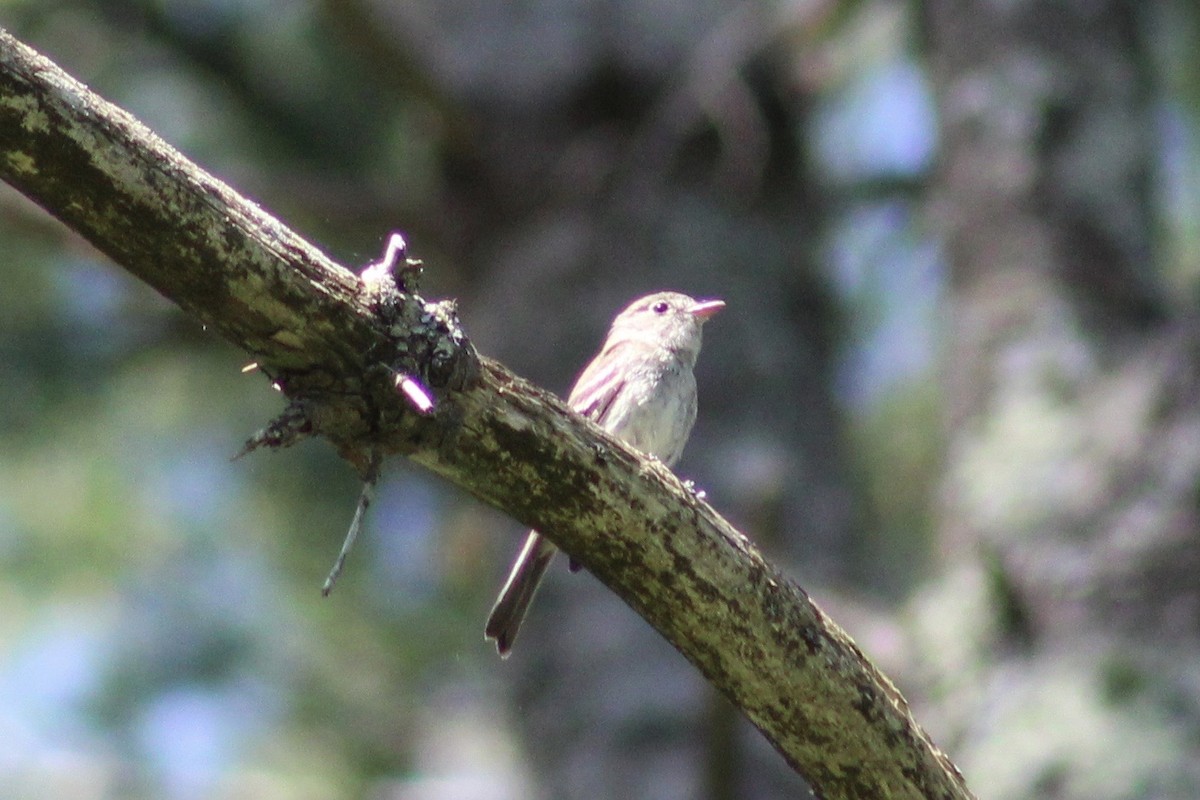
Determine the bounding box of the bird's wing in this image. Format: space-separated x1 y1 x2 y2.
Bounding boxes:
566 339 634 422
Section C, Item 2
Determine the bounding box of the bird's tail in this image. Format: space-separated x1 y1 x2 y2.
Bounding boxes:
485 532 557 657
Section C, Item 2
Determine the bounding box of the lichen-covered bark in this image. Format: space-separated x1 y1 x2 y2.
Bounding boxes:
0 29 973 800
410 360 971 799
0 27 476 459
0 38 362 367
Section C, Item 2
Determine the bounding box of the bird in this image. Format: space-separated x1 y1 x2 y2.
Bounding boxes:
485 291 724 657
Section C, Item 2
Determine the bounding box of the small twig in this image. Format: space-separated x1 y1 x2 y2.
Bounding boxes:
359 230 424 294
322 449 383 596
359 232 407 287
233 403 314 459
394 371 436 415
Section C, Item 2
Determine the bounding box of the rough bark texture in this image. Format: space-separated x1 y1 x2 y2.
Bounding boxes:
0 28 973 799
923 2 1200 797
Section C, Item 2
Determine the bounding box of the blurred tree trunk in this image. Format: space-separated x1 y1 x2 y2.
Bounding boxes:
922 1 1200 796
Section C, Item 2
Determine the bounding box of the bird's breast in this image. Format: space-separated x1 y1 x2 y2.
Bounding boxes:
599 360 698 468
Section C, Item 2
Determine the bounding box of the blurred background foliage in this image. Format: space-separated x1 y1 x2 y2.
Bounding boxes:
3 1 1200 799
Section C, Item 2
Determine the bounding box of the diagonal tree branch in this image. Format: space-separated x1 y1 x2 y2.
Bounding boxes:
0 29 973 800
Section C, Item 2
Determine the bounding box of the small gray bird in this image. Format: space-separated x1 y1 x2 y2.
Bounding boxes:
485 291 724 657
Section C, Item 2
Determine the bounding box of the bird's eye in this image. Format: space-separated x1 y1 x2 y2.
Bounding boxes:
652 301 670 314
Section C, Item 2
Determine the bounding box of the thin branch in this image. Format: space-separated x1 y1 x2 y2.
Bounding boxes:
0 29 973 800
322 449 382 596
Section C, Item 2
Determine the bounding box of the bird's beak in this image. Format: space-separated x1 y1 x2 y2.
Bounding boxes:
688 299 725 321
